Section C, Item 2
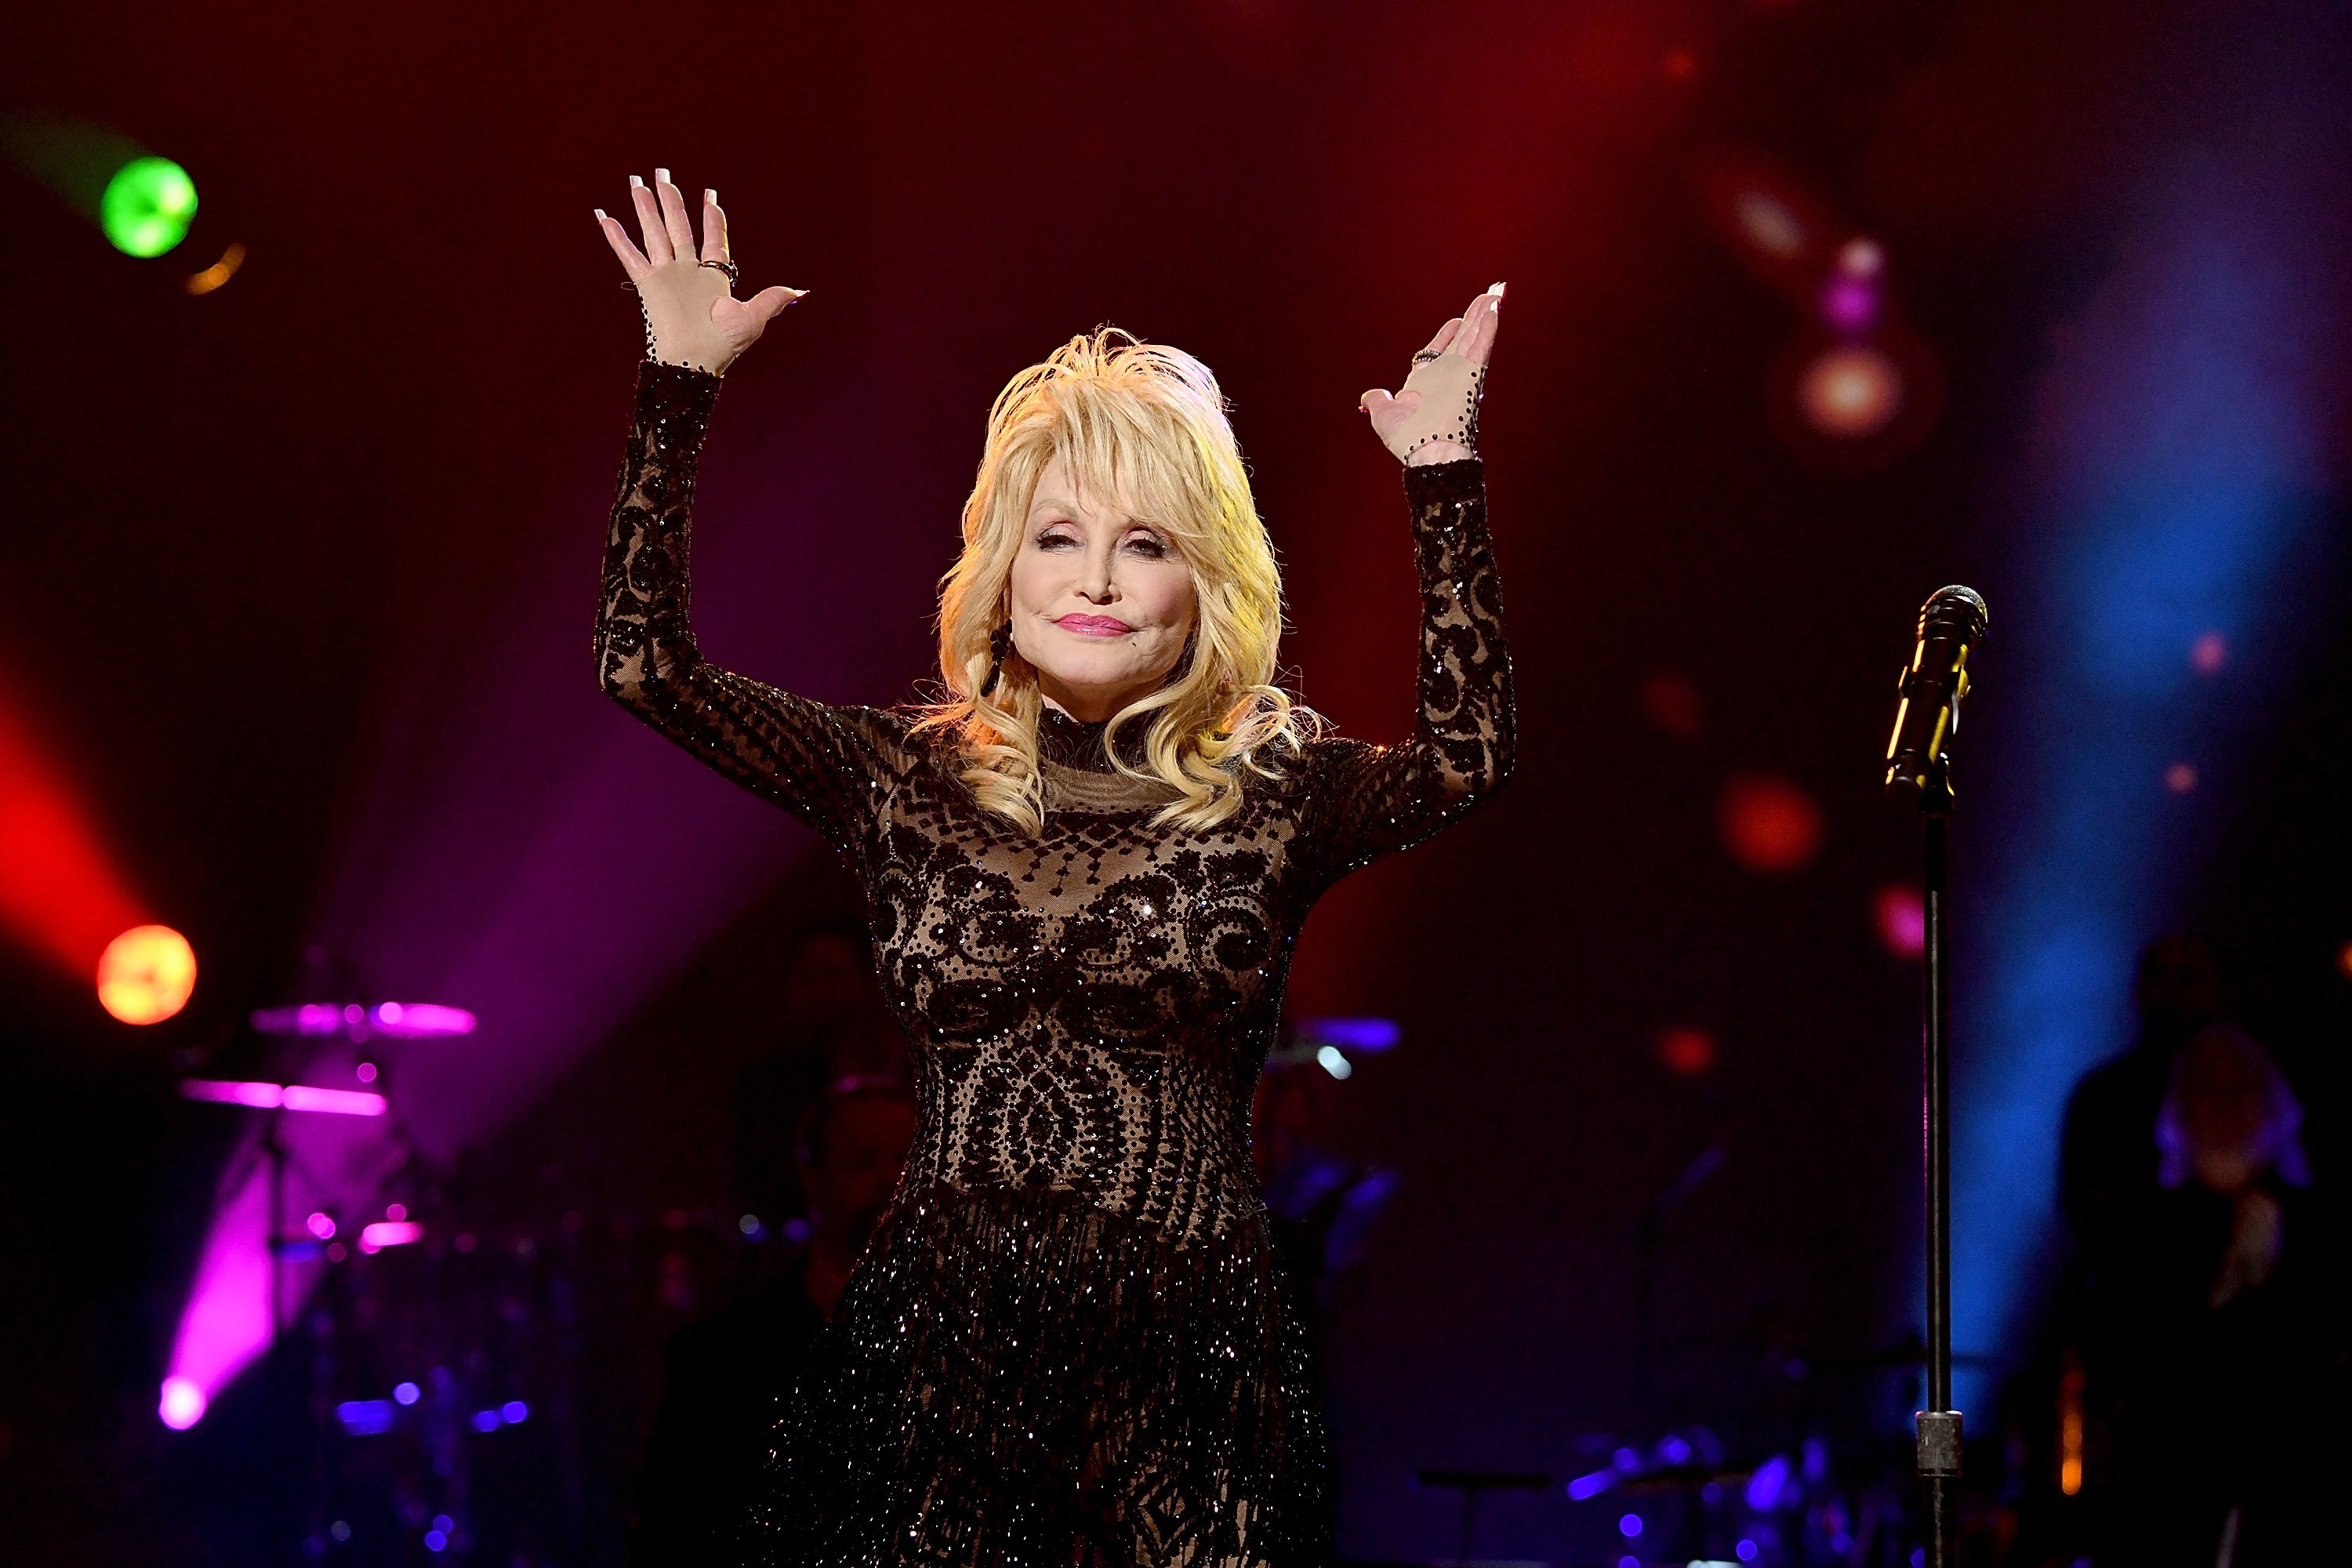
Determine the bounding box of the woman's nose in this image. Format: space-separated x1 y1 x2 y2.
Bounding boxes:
1077 548 1117 601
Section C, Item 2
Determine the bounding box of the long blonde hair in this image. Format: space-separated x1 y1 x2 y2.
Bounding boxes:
912 327 1315 833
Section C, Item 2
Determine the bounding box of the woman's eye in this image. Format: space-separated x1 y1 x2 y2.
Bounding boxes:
1125 535 1168 559
1034 531 1076 550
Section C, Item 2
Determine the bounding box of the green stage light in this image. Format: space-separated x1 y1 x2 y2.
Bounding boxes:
101 157 198 257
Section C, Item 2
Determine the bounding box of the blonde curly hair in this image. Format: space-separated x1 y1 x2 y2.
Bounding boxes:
912 327 1316 833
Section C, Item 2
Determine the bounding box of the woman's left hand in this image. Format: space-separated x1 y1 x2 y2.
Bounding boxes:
1362 282 1504 466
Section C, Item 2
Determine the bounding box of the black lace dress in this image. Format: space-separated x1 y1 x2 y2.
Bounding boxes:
597 361 1515 1567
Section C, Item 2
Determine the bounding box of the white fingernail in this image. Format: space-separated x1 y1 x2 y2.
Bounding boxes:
629 175 644 189
1489 281 1506 296
593 208 608 220
705 187 717 205
655 167 671 183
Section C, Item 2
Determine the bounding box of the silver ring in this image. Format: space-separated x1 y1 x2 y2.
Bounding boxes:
698 258 741 288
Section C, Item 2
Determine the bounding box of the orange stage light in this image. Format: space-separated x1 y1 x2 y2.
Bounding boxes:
187 241 245 296
98 924 197 1025
1796 344 1903 438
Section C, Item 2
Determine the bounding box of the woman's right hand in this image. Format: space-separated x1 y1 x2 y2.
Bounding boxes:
594 169 804 376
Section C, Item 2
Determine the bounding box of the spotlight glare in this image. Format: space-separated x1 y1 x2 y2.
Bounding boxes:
186 241 245 295
1838 238 1885 277
101 156 198 257
2165 762 2198 793
97 924 197 1024
1873 885 1927 958
1639 672 1704 740
1719 775 1824 873
1796 343 1903 438
158 1375 206 1429
1733 189 1806 259
1656 1027 1717 1076
2190 631 2227 673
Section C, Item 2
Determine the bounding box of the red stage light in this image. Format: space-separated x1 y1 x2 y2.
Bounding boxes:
1656 1027 1717 1076
1719 775 1824 873
98 924 197 1025
2337 941 2352 979
2165 762 2198 793
0 696 149 977
1796 344 1903 438
1639 673 1705 740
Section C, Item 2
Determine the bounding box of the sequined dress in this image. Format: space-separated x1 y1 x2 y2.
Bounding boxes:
597 361 1514 1567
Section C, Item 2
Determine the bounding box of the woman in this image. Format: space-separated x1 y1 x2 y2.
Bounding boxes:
593 169 1513 1566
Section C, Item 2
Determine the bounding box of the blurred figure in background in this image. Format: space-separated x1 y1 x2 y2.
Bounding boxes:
2075 1022 2343 1564
631 1078 916 1566
2060 935 2222 1242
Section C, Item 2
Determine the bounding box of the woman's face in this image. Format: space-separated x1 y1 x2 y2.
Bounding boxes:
1005 456 1197 722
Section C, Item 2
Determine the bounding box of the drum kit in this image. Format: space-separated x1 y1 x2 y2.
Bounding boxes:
179 993 794 1565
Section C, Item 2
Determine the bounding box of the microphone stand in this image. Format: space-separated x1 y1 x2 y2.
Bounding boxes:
1912 757 1962 1568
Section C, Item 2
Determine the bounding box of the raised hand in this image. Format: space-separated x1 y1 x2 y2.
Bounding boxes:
1361 282 1504 466
593 169 804 376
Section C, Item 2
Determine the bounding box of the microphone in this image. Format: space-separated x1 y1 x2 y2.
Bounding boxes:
1885 586 1989 799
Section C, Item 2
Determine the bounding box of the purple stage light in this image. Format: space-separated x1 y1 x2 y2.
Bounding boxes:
1618 1512 1643 1538
161 1170 274 1427
1744 1453 1792 1512
158 1375 206 1430
423 1529 448 1552
473 1410 503 1432
180 1079 387 1116
1819 274 1879 332
249 1000 477 1040
1737 1541 1759 1563
500 1399 528 1423
283 1085 387 1116
1294 1016 1401 1051
306 1211 336 1240
394 1381 420 1405
336 1399 395 1435
359 1220 423 1252
180 1079 285 1109
1566 1468 1615 1501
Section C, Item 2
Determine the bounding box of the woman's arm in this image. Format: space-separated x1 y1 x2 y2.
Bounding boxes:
1296 456 1515 887
593 172 905 856
1295 284 1517 889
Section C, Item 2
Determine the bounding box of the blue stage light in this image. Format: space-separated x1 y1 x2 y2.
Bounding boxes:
1961 155 2330 1416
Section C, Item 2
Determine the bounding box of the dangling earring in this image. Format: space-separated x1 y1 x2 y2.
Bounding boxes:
982 622 1013 698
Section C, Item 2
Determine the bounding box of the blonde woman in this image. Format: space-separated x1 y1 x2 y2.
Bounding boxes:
594 170 1514 1566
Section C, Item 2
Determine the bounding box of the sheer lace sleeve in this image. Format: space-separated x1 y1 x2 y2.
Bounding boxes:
596 361 910 856
1294 457 1515 892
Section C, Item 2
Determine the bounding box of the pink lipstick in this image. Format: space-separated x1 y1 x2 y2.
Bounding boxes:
1054 615 1133 637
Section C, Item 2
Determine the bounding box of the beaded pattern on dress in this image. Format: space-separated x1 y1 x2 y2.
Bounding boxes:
597 360 1513 1566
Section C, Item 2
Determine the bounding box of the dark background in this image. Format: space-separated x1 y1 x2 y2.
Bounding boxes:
3 2 2347 1563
